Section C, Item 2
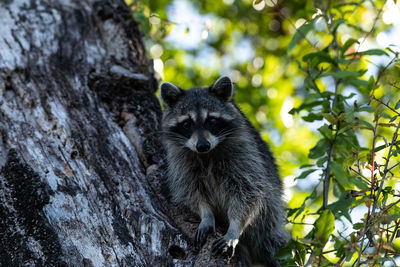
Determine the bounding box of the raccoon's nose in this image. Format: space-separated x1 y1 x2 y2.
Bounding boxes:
196 140 211 153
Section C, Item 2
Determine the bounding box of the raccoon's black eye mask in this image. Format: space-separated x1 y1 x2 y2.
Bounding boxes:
207 117 218 125
180 119 192 130
204 116 235 136
168 115 236 140
170 119 194 139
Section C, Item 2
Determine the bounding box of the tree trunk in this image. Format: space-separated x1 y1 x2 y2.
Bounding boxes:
0 0 233 266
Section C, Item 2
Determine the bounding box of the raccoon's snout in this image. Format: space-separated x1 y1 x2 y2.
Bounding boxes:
185 130 216 153
196 139 211 153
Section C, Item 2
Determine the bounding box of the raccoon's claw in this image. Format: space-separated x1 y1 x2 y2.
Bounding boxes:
211 236 238 257
195 225 213 246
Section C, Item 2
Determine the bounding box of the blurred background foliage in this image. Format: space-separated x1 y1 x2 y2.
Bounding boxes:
128 0 400 265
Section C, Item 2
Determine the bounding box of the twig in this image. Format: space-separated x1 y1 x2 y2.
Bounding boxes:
323 80 341 210
388 82 400 91
323 143 333 210
335 254 346 267
355 117 379 267
372 121 400 213
349 166 370 184
275 7 319 50
372 96 400 116
352 241 370 267
356 121 400 266
369 57 398 103
346 6 384 69
387 161 400 172
390 219 400 243
374 140 400 153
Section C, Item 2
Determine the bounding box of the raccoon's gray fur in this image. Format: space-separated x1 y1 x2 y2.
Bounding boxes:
160 76 289 266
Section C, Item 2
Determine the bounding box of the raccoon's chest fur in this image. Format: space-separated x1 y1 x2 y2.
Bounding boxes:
187 157 232 213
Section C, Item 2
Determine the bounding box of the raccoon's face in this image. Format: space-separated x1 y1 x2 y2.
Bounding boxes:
160 76 239 154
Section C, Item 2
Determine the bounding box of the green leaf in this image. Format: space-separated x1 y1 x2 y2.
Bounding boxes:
330 18 346 33
309 138 329 159
360 119 374 129
287 207 300 217
348 79 368 88
382 214 400 224
353 177 369 190
374 140 400 152
378 257 396 264
316 156 327 167
287 22 314 52
296 60 306 72
367 75 376 92
324 71 361 79
344 93 356 99
341 38 358 56
302 112 323 122
322 113 336 125
358 106 374 113
290 100 323 114
346 49 389 57
353 222 364 229
304 76 320 91
318 124 333 139
330 161 350 188
379 123 396 128
327 192 353 222
315 210 335 245
300 164 314 169
390 204 400 216
395 100 400 110
276 240 307 265
303 51 336 68
366 76 376 92
382 112 392 119
337 125 351 135
294 200 307 220
293 243 307 266
295 169 317 180
338 57 355 64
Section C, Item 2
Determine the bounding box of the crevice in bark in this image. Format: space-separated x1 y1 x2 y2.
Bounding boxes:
0 149 66 266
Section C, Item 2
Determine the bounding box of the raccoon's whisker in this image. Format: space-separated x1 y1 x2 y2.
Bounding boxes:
217 130 239 140
217 128 238 137
218 130 235 136
160 130 181 136
163 134 186 145
218 126 239 134
168 138 186 145
163 133 182 139
163 130 183 136
158 130 171 134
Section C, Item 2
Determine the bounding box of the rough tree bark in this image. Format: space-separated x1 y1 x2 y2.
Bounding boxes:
0 0 232 266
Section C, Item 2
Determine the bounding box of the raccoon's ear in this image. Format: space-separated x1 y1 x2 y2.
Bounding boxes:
209 76 233 102
160 82 185 108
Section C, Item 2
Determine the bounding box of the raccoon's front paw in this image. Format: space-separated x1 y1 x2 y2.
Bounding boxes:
195 224 214 246
211 236 239 257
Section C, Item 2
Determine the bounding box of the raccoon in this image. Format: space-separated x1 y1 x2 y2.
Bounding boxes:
160 76 289 266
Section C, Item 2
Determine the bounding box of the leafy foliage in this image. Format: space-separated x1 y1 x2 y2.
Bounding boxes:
129 0 400 265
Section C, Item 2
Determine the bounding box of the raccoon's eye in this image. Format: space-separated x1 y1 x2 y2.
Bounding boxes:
182 120 192 129
208 117 218 125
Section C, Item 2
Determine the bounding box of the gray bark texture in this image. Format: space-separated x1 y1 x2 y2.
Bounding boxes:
0 0 233 266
